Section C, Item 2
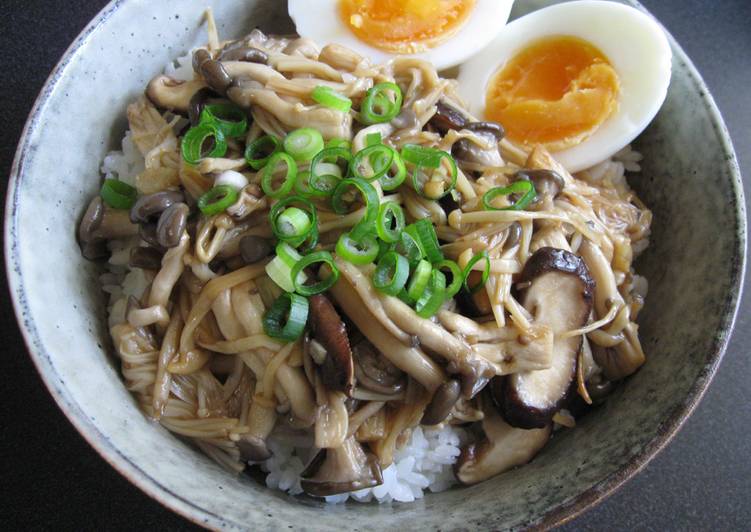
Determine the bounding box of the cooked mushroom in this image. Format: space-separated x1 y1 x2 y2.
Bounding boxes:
200 59 234 95
452 122 504 167
130 190 184 224
300 436 383 497
238 235 272 264
455 271 493 318
145 75 207 113
352 340 405 395
428 101 468 133
129 246 163 270
498 247 594 429
455 404 551 485
308 294 354 396
421 379 461 425
219 45 269 64
155 202 189 248
515 169 565 200
187 87 222 126
237 434 272 462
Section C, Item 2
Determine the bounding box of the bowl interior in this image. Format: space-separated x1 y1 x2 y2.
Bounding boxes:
6 0 745 530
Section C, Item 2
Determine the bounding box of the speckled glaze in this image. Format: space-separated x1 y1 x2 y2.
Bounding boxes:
4 0 746 530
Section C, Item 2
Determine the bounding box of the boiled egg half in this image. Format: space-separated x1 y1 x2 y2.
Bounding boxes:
289 0 515 70
457 1 672 172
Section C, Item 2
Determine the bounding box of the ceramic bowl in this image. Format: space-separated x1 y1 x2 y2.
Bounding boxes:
5 0 746 529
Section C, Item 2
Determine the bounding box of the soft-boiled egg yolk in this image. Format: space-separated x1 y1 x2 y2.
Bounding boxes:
485 36 620 150
339 0 476 53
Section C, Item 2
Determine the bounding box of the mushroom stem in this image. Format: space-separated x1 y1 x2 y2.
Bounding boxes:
324 266 446 392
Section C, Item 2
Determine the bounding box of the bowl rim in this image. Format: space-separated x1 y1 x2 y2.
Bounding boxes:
4 0 747 529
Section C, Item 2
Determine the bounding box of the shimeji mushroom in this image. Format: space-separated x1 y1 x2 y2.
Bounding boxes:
300 436 383 497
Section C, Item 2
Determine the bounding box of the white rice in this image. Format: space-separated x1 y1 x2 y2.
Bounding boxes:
262 424 467 504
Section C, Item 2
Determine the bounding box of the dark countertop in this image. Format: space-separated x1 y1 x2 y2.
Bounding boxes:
1 1 748 530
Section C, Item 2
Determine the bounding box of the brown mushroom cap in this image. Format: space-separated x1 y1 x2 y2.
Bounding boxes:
300 437 383 497
352 340 405 395
308 294 355 396
498 247 594 429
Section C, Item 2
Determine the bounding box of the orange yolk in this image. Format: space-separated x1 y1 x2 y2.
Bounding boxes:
485 36 620 150
339 0 475 53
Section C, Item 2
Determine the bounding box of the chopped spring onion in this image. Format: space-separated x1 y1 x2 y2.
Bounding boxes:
261 152 298 199
336 232 379 265
375 201 405 244
266 244 307 293
395 230 423 266
400 144 444 167
411 151 457 200
482 181 537 211
462 250 490 294
373 251 410 296
311 85 353 112
365 132 382 146
378 149 407 190
291 250 339 296
294 170 313 197
182 123 227 165
331 177 378 241
100 179 137 210
270 196 318 249
310 147 351 196
435 259 463 298
360 82 403 124
415 269 446 318
197 185 239 215
214 169 249 190
325 138 352 152
405 219 443 264
244 135 282 170
406 259 432 301
351 144 394 182
263 292 309 341
199 103 248 138
275 207 311 241
283 127 325 162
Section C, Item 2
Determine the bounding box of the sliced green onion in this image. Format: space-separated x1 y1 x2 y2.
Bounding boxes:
276 206 311 241
405 219 443 264
482 181 537 211
283 127 325 162
100 179 137 210
291 251 339 296
373 251 410 296
311 85 353 113
336 232 379 265
263 292 309 341
325 138 351 152
395 230 423 266
360 82 403 124
294 170 313 197
245 135 282 170
199 103 247 138
414 269 446 318
366 132 382 146
435 259 463 298
310 147 351 196
406 259 432 301
182 123 227 165
462 250 490 294
397 288 415 305
261 152 298 199
331 177 379 241
266 246 307 293
270 196 318 249
351 144 394 182
197 185 238 215
400 144 443 167
378 149 407 190
411 152 457 200
376 201 405 244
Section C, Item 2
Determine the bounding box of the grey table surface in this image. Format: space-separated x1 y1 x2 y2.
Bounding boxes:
1 0 748 530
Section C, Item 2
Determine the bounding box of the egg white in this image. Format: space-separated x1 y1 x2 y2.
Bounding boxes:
457 0 672 172
289 0 514 71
